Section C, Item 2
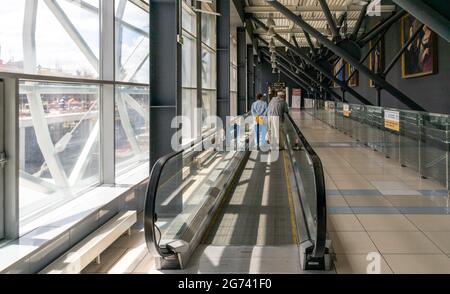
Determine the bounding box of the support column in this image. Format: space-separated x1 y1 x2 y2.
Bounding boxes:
237 27 247 115
216 0 231 121
100 0 115 184
150 0 182 166
247 44 255 110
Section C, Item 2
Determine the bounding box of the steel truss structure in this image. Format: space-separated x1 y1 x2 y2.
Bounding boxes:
246 0 431 111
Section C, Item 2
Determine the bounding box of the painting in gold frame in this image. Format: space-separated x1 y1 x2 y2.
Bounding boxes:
401 14 437 79
347 63 359 87
333 58 345 88
368 36 385 88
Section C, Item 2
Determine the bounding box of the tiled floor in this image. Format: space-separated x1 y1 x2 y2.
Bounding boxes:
291 110 450 274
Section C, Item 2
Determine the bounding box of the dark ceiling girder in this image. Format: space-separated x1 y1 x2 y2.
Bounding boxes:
260 55 311 92
351 3 368 39
261 49 324 98
358 10 407 46
393 0 450 42
299 15 318 57
318 0 339 39
265 0 425 111
337 11 347 29
252 16 371 105
257 36 342 101
346 29 388 83
260 47 342 102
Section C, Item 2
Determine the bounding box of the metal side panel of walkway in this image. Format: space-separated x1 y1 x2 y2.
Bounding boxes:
291 110 450 274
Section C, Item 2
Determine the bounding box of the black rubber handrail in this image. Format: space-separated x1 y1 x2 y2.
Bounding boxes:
144 115 248 258
286 113 327 258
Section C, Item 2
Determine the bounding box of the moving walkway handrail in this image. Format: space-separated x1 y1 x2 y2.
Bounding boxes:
286 113 327 258
144 115 247 259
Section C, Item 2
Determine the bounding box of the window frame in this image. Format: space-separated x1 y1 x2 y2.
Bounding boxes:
0 0 151 239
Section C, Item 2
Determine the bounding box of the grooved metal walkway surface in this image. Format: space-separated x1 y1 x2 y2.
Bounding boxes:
203 151 296 246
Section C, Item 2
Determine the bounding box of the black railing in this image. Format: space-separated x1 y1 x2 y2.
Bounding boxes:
286 113 327 259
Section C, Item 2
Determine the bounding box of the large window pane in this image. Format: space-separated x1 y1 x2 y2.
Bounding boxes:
0 0 100 79
19 81 100 230
181 4 197 142
201 13 216 48
115 0 150 84
115 85 150 176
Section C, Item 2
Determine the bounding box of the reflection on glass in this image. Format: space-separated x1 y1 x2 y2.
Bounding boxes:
115 0 149 84
19 80 100 227
0 0 100 78
115 85 150 176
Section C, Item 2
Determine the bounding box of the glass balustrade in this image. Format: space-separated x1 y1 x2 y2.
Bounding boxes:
305 98 450 190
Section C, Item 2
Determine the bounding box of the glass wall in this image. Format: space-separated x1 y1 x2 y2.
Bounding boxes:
19 81 100 225
201 8 217 128
0 0 150 234
0 0 100 79
230 35 238 117
115 0 149 84
180 1 217 133
115 85 150 176
309 100 450 190
181 3 197 142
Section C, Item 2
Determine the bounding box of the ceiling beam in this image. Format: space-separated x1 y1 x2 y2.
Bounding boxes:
245 5 363 14
266 0 425 111
252 16 371 105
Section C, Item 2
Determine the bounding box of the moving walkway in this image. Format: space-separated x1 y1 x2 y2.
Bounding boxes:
144 113 331 271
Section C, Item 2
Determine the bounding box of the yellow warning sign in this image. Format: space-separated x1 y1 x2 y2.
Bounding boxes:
384 110 400 132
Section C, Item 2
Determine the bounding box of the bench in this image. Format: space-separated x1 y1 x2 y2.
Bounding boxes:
40 211 137 274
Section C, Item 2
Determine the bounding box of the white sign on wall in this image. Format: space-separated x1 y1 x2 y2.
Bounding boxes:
292 88 301 109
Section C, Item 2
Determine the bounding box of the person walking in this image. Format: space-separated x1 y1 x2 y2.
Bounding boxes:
251 93 268 148
267 91 289 150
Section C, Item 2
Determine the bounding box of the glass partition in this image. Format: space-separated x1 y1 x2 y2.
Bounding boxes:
306 99 450 189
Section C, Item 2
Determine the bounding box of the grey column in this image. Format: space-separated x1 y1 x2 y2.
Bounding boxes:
237 27 247 115
216 0 231 121
150 0 182 166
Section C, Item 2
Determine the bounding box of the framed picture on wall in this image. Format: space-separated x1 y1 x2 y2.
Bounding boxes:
347 63 359 87
333 58 345 88
401 15 437 79
369 36 385 88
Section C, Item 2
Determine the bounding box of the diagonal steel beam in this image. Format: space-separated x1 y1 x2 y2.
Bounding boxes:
261 55 313 94
44 0 99 71
318 0 339 39
358 10 407 46
260 46 342 101
351 3 368 39
383 23 424 76
265 0 425 111
252 17 371 105
299 15 318 57
261 50 320 95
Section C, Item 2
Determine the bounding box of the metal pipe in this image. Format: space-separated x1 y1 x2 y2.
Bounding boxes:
318 0 339 39
252 16 371 105
265 0 425 111
383 23 424 76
